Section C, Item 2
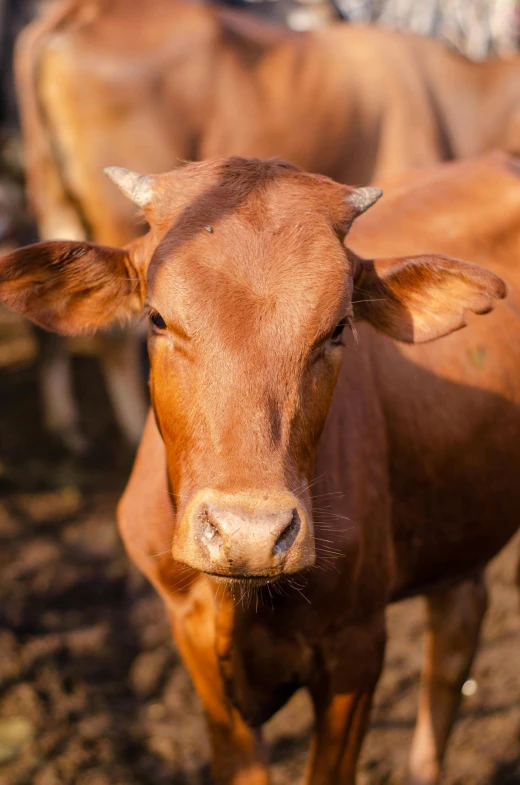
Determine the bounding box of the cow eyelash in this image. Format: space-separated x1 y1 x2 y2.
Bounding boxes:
331 318 347 344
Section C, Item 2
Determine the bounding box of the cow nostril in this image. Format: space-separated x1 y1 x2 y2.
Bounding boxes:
273 510 300 556
199 509 221 544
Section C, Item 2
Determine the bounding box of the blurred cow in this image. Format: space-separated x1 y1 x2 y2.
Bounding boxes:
18 0 520 225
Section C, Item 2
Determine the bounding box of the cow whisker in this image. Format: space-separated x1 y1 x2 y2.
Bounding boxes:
351 297 388 304
293 472 328 497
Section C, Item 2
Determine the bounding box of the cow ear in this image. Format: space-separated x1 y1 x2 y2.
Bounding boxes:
351 253 507 343
0 240 143 335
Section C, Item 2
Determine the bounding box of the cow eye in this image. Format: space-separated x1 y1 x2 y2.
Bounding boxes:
331 318 347 343
150 311 166 330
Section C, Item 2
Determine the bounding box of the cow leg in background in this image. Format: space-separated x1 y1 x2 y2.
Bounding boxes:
407 573 488 785
98 328 148 449
516 541 520 611
168 608 269 785
36 328 89 455
305 616 386 785
37 327 147 453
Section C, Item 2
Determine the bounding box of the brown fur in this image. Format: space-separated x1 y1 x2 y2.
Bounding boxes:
15 0 520 244
0 152 518 783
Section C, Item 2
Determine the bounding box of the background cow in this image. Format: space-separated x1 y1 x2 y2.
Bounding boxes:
19 0 520 229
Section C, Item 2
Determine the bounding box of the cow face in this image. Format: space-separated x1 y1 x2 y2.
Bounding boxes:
0 157 506 582
129 159 373 580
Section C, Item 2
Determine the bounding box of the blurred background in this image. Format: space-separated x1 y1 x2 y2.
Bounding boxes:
0 1 519 783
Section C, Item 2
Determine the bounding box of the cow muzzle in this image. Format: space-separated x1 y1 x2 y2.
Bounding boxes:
172 489 314 580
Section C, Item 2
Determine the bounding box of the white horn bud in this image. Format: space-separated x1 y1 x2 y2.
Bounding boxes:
104 166 154 208
346 186 383 216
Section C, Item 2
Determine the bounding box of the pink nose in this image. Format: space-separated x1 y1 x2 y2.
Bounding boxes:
173 490 314 578
199 504 300 573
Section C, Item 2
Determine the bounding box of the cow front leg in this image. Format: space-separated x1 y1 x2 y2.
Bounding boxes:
169 610 269 785
407 572 488 785
305 616 386 785
306 689 375 785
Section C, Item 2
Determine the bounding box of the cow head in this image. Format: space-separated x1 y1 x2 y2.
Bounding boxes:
0 157 506 582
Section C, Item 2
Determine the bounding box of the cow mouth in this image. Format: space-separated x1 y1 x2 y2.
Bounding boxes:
206 571 280 587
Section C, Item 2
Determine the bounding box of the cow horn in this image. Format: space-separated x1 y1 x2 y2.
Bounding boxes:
104 167 154 208
346 186 383 216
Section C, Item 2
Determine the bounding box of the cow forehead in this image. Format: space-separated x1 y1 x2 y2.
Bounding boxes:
147 206 351 350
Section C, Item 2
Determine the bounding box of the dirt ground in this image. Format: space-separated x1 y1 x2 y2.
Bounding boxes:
0 317 518 785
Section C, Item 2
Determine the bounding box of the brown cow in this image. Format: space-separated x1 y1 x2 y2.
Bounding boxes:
0 151 518 783
17 0 520 245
